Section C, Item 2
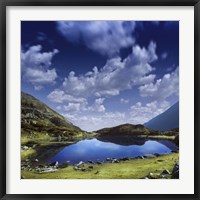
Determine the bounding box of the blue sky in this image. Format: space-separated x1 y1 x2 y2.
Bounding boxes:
21 21 179 131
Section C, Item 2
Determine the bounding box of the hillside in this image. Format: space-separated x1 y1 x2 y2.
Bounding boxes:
96 123 153 136
21 92 84 138
144 102 179 131
96 123 179 143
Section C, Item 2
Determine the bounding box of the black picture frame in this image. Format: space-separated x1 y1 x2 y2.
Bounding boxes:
0 0 199 199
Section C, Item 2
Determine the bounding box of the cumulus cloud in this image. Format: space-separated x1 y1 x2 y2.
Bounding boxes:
64 103 81 112
61 99 171 130
63 111 126 131
129 100 170 124
21 45 58 90
125 41 157 65
48 89 106 113
47 89 87 103
57 41 157 100
56 21 136 57
23 68 57 90
89 98 106 112
63 98 106 113
139 67 179 100
56 105 62 110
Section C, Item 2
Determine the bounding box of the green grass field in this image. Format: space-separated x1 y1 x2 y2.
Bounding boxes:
21 153 178 179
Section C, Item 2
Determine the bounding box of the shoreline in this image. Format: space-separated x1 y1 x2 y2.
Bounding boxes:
21 134 179 179
21 153 179 179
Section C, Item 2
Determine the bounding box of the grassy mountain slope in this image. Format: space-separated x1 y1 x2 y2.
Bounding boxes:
96 123 179 142
21 92 84 138
96 123 152 136
22 92 74 127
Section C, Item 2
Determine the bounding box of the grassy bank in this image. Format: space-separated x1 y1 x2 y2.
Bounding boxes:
21 149 37 160
21 131 97 162
146 135 176 140
21 153 178 179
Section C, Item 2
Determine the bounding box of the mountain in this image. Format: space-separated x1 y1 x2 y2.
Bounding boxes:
144 102 179 131
21 92 83 137
96 122 179 147
96 123 153 136
97 135 147 146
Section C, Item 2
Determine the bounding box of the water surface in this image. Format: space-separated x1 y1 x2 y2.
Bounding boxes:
48 138 178 165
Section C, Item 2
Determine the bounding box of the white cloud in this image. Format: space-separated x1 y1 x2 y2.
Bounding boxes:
89 98 106 112
23 68 57 90
68 98 106 113
64 103 81 112
120 98 129 104
59 42 157 99
129 100 170 124
46 42 159 128
139 67 179 100
61 100 171 131
56 106 62 110
56 21 136 57
97 105 106 112
63 111 126 131
47 89 87 103
125 41 158 65
21 45 58 90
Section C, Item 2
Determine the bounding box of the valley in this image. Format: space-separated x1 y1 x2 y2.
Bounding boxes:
21 92 179 179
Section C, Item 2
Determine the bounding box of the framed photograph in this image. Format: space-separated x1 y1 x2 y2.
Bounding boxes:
0 0 199 199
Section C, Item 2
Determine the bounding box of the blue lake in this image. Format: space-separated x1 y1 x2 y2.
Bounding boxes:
48 138 178 165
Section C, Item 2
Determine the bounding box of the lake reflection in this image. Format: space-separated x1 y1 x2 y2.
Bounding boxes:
48 138 178 165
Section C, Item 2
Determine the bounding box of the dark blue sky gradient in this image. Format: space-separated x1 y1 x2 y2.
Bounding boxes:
21 21 179 131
